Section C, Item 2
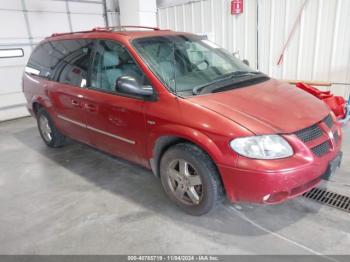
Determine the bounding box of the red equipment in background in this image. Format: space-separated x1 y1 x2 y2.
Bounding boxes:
296 82 348 120
231 0 243 15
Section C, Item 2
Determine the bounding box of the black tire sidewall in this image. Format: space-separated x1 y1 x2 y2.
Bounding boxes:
37 108 64 147
160 143 221 216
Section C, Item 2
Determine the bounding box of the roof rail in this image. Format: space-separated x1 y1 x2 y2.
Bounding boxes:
92 25 160 31
50 30 93 37
50 25 161 38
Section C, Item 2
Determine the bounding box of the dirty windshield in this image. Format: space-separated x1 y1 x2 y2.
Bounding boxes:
133 34 267 96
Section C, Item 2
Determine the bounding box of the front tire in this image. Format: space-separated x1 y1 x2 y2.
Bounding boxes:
160 143 223 216
37 108 65 148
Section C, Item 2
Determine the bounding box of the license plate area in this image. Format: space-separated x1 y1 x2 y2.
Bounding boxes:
322 151 343 180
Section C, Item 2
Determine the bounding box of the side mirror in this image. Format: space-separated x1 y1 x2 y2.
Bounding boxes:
116 76 153 97
242 59 250 66
232 51 240 59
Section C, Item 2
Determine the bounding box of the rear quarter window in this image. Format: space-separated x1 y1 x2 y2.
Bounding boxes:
26 43 53 79
26 39 94 88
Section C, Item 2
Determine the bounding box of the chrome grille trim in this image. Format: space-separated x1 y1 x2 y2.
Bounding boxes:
333 131 339 145
293 114 336 157
323 114 334 129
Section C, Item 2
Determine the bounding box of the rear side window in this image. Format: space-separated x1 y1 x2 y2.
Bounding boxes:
26 43 53 78
26 39 94 88
52 40 94 87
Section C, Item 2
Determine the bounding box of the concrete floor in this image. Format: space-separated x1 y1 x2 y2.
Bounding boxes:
0 117 349 255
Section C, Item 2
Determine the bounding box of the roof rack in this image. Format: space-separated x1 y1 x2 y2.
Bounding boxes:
50 30 94 37
92 25 160 31
50 25 161 38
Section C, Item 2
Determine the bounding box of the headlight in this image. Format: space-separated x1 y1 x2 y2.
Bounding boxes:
230 135 293 159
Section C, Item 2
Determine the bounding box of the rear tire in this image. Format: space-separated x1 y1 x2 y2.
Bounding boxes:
160 143 223 216
37 108 65 148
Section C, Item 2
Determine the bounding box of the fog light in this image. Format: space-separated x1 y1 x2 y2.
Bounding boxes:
264 191 289 203
262 194 271 202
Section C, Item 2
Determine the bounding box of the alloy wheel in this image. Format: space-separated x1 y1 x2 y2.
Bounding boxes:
166 159 203 205
39 115 52 143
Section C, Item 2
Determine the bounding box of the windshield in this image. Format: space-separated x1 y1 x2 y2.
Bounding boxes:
133 35 267 96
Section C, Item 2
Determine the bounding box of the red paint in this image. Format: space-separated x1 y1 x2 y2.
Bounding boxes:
231 0 244 15
23 29 342 205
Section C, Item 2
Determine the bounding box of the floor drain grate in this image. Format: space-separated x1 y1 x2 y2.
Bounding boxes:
303 187 350 212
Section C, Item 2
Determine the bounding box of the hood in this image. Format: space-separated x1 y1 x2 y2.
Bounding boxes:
187 79 329 134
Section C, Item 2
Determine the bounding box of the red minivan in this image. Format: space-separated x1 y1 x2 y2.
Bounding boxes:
23 26 342 215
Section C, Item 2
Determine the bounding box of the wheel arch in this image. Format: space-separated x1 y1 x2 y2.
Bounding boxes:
32 101 43 116
150 135 186 176
31 95 53 117
149 128 224 178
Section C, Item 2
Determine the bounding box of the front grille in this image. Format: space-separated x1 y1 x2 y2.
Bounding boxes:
294 124 323 143
293 114 336 157
323 114 334 129
333 131 339 144
303 187 350 213
311 141 330 157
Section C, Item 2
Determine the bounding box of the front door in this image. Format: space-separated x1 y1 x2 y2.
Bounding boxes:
84 39 151 165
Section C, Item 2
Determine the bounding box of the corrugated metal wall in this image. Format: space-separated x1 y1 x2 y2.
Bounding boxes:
157 0 258 69
157 0 350 99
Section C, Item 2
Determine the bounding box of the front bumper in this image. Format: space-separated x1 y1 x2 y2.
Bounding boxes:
218 133 342 204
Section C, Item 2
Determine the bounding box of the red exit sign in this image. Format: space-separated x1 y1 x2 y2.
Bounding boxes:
231 0 244 15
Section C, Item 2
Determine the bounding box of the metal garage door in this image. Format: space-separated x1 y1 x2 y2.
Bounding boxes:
0 0 108 122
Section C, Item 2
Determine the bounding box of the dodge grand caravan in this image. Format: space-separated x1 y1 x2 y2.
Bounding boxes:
23 26 342 215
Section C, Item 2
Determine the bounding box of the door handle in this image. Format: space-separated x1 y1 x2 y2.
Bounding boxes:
85 103 97 112
71 100 80 107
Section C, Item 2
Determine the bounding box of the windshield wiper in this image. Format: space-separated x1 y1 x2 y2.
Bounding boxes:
230 71 261 76
192 71 262 95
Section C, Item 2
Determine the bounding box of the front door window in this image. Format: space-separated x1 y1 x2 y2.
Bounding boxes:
90 40 147 92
